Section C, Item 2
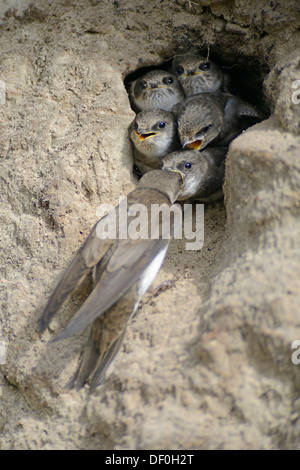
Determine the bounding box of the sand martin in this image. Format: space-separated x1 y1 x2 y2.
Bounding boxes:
162 147 227 202
129 109 180 174
40 170 184 388
129 70 185 112
177 92 263 150
172 52 225 97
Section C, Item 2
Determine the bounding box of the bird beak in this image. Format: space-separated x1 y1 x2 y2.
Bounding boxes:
135 130 157 141
186 140 204 150
182 138 188 148
184 71 202 77
182 135 205 150
167 169 185 186
176 170 185 193
148 84 166 90
147 83 158 90
178 170 185 183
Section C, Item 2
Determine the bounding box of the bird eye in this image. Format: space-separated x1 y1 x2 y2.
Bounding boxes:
158 122 166 129
176 65 184 75
163 76 174 85
199 62 210 71
201 124 212 133
140 80 147 89
184 162 192 169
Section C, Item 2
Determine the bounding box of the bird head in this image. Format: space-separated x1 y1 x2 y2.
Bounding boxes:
172 54 223 95
178 97 223 150
135 71 181 94
138 169 185 204
130 70 184 112
162 150 210 200
130 109 178 159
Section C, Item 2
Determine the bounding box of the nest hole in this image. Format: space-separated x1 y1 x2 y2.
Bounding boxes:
124 46 271 115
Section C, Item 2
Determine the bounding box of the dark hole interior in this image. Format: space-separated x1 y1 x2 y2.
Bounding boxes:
124 47 271 116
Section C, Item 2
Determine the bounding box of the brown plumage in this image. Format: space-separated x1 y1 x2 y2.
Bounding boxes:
162 147 227 202
177 92 264 151
129 109 180 174
172 52 225 96
128 70 184 113
41 170 184 389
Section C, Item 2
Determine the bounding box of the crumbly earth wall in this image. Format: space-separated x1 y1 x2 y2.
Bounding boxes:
0 0 300 450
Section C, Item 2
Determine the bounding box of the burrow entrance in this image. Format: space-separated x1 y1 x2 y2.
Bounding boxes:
124 47 271 115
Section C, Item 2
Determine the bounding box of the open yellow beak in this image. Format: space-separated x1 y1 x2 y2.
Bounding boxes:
135 131 157 141
186 140 204 150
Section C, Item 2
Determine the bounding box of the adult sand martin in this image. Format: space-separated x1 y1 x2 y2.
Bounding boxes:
40 170 184 388
129 109 180 174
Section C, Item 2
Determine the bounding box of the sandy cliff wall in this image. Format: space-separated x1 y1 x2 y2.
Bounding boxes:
0 0 300 449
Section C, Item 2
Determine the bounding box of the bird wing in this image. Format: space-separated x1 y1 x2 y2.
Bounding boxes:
40 222 113 333
198 148 227 198
225 95 264 119
51 236 169 341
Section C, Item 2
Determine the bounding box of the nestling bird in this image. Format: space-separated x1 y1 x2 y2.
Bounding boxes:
129 109 180 175
162 147 227 202
40 170 184 389
128 70 185 113
177 92 263 151
172 52 226 97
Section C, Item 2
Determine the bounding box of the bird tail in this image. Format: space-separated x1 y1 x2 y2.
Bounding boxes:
69 323 127 390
